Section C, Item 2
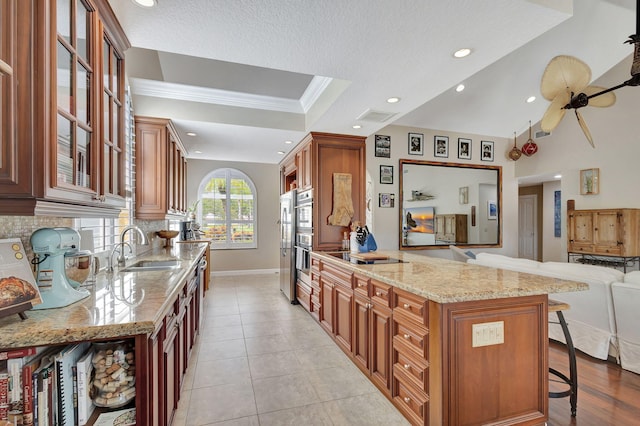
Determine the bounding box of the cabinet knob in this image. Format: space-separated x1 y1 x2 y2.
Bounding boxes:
375 291 382 297
358 283 365 287
404 397 411 403
403 334 411 340
403 303 410 309
404 363 411 369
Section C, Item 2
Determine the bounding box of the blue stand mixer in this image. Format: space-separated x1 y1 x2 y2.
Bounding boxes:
30 227 90 309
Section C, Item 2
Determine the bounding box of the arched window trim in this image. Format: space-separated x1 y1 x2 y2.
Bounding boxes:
197 168 258 249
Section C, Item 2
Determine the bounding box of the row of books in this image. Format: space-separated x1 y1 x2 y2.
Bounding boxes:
0 343 96 426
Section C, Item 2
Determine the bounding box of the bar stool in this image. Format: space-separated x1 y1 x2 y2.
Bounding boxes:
548 299 578 416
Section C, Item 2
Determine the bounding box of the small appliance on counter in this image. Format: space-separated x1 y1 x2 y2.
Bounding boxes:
30 227 90 309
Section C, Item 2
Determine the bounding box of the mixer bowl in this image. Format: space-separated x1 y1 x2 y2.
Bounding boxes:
65 251 93 285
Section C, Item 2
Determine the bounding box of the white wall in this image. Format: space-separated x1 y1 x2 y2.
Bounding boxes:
515 55 640 255
366 125 517 259
187 159 280 272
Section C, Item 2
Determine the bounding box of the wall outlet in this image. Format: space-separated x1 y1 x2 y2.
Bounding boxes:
472 321 504 347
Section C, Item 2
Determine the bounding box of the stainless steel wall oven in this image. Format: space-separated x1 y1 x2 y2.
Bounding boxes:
295 189 313 284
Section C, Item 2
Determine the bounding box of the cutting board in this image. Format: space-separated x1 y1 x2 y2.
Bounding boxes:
349 252 389 261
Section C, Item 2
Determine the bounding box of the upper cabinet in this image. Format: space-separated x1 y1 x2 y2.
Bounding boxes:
0 0 130 217
134 116 188 220
281 132 366 251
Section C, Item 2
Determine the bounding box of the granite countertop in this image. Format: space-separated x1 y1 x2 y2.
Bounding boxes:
0 242 208 349
313 250 588 303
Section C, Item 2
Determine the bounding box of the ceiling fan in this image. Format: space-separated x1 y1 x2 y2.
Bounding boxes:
540 0 640 147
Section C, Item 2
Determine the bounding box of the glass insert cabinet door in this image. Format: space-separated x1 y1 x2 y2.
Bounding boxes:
54 0 126 202
56 0 93 190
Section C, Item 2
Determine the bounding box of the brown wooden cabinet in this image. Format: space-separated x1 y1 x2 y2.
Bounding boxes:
0 0 130 216
318 260 354 353
134 116 188 219
353 274 393 396
280 133 366 250
392 288 430 425
568 206 640 257
434 214 468 244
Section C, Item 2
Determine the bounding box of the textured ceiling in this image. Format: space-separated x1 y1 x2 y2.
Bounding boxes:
108 0 638 163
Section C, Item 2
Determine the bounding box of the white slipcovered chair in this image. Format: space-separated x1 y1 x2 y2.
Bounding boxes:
611 271 640 374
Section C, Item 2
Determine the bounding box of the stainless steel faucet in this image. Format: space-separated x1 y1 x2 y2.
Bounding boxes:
114 225 150 268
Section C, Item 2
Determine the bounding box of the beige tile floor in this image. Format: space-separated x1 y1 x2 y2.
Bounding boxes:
172 273 410 426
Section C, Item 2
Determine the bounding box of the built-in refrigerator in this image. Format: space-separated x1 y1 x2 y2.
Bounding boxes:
279 190 296 302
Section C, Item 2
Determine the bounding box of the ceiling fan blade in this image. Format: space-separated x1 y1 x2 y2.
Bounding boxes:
541 55 592 101
582 85 617 107
575 110 595 148
541 93 569 132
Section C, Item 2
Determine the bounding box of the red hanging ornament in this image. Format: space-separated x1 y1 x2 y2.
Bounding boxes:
521 121 538 156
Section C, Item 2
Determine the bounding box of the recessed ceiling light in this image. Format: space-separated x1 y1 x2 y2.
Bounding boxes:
284 140 293 144
554 174 562 179
526 96 536 103
456 84 465 92
352 124 362 129
453 48 472 58
386 97 400 104
186 132 197 137
194 150 202 154
132 0 156 7
277 151 285 155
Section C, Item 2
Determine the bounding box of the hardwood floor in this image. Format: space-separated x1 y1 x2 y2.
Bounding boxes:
548 341 640 426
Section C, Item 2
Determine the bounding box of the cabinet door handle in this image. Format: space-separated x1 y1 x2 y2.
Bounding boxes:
403 333 411 340
404 363 411 369
404 397 411 403
403 303 411 309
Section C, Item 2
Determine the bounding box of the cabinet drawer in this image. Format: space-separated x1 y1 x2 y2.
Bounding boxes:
371 279 391 308
354 274 369 297
393 374 428 425
393 289 427 326
311 256 321 270
393 316 428 358
569 243 594 253
297 283 311 312
321 262 353 289
594 245 622 255
393 343 428 392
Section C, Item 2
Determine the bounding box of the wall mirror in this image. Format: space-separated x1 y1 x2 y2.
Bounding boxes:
399 160 502 249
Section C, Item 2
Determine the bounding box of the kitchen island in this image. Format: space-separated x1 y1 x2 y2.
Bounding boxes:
0 242 208 425
305 250 588 426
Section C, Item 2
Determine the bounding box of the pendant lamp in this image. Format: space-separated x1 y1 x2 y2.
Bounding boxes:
508 132 522 161
521 121 539 156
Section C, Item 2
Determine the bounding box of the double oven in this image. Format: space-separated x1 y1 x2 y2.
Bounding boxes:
294 189 313 285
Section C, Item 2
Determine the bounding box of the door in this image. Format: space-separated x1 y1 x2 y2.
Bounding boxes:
518 195 537 260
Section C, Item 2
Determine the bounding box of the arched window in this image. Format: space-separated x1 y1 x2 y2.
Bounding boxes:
198 168 257 249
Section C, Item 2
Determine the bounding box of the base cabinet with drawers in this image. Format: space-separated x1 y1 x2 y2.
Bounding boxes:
306 253 550 426
567 205 640 257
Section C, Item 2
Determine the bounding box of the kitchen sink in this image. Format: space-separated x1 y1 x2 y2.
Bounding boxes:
121 259 181 272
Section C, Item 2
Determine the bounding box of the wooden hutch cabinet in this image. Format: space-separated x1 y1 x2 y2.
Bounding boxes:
134 116 188 219
0 0 129 216
434 214 468 244
567 202 640 261
280 132 366 251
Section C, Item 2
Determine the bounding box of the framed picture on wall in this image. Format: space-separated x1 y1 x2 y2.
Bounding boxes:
488 200 498 220
434 136 449 158
375 135 391 158
580 168 600 195
380 165 393 184
481 140 494 162
408 133 424 155
379 193 395 208
458 138 472 160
